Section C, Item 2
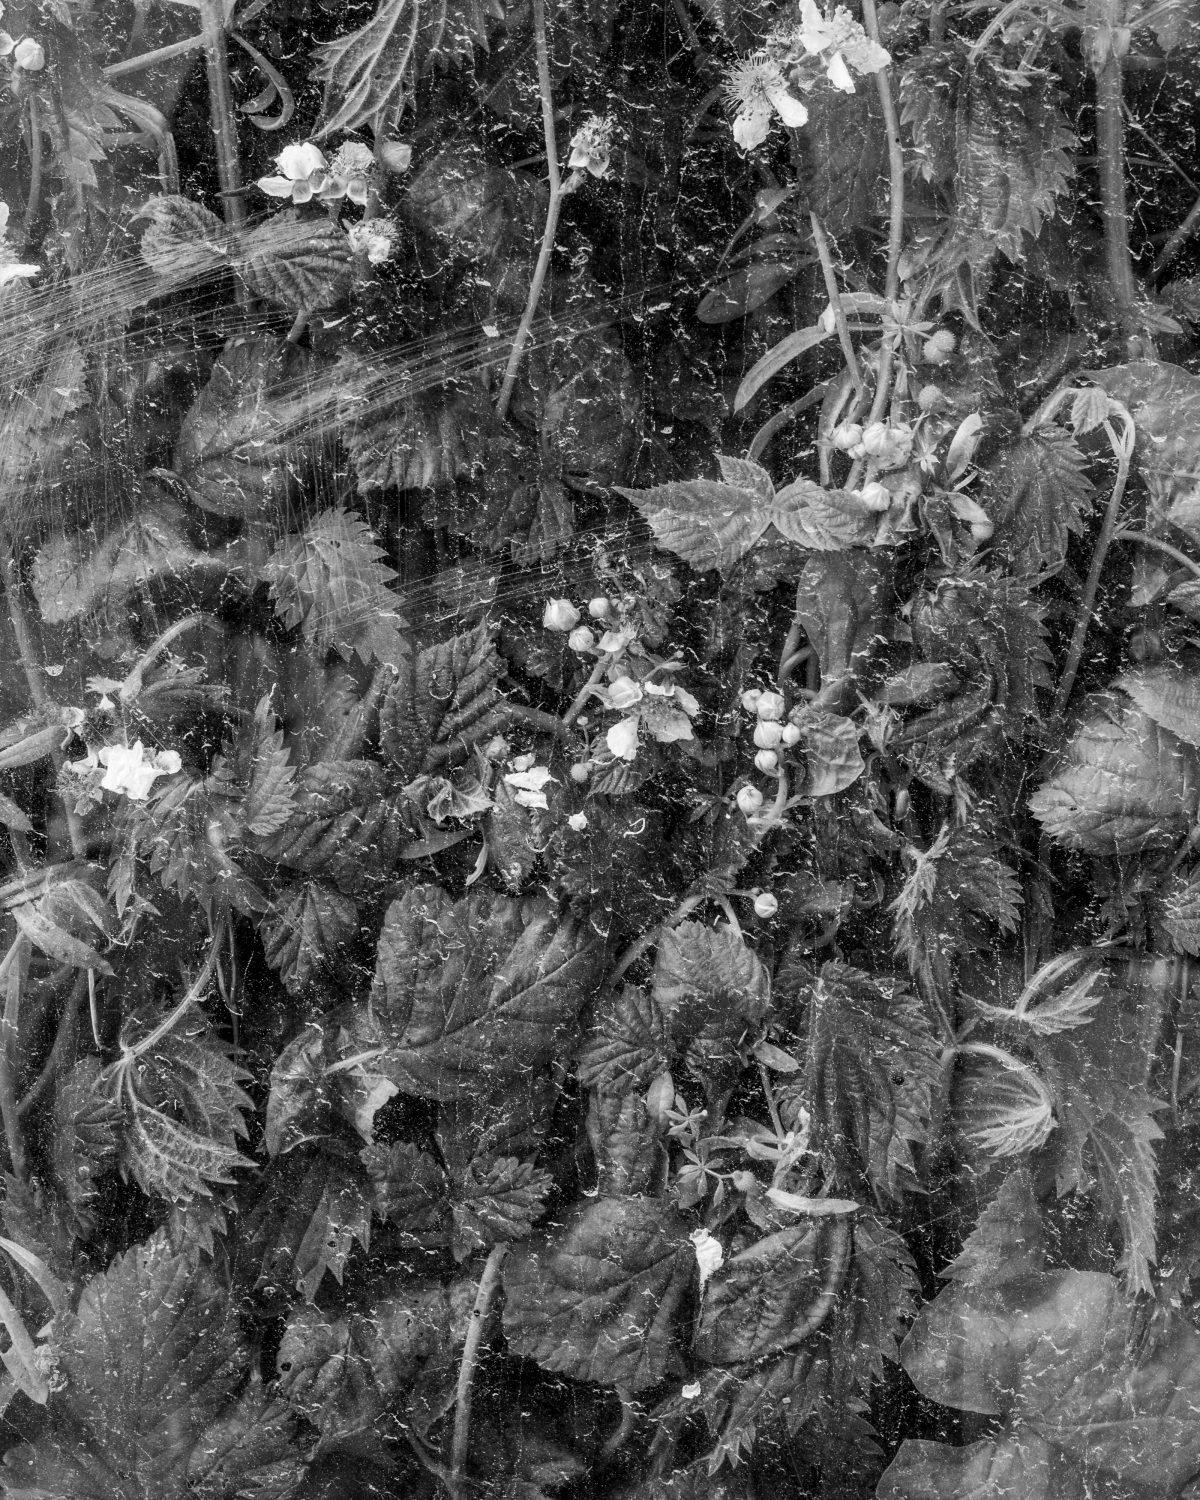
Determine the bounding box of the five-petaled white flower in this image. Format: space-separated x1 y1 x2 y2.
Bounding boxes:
568 114 616 178
725 55 809 149
795 0 892 91
67 740 182 801
256 142 331 205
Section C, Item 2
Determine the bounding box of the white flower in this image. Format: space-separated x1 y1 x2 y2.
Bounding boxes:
504 764 555 810
568 812 588 832
726 55 809 149
754 720 784 749
598 626 635 654
256 142 329 204
754 891 779 918
795 0 891 89
859 480 892 512
568 625 596 653
12 36 43 70
755 748 780 773
323 141 376 204
737 785 764 815
93 741 181 801
543 597 581 632
588 596 612 619
832 421 863 452
781 722 802 746
691 1227 725 1292
607 716 641 761
347 218 396 264
606 675 644 711
568 114 615 178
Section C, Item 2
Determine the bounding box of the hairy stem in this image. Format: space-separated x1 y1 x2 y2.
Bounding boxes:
1054 413 1134 712
451 1243 509 1492
495 0 579 419
199 0 246 229
810 213 863 393
103 33 206 80
1093 20 1136 322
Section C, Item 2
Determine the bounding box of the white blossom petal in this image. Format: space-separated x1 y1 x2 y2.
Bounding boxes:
606 716 641 761
765 81 810 126
733 103 773 150
825 51 856 92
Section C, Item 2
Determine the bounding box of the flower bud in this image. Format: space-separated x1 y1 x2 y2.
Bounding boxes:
753 720 784 749
922 329 957 365
832 421 863 452
860 421 891 457
756 690 785 721
740 688 763 713
970 518 995 542
859 481 892 512
607 675 643 710
568 812 588 831
646 1070 676 1120
755 748 780 774
13 37 44 70
542 597 580 631
753 891 779 918
917 383 945 412
587 596 612 619
568 625 596 652
736 785 764 816
780 722 802 746
569 762 590 783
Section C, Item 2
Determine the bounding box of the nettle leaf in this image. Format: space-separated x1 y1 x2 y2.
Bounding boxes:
1159 870 1200 955
977 426 1095 574
9 873 115 976
892 1268 1200 1498
237 212 350 314
615 457 878 572
243 1140 373 1301
367 884 603 1098
264 506 411 668
577 984 671 1098
314 0 502 136
260 879 360 993
837 1214 921 1391
1029 696 1200 855
942 1169 1048 1287
949 1047 1056 1159
379 623 506 778
0 1233 247 1497
450 1155 552 1259
652 922 770 1091
109 1023 254 1204
50 1058 121 1239
176 336 305 519
502 1196 694 1391
1088 361 1200 526
1118 664 1200 749
363 1141 449 1234
805 963 939 1197
255 759 400 895
694 1219 835 1365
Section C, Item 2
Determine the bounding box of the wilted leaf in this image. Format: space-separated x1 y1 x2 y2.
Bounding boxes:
503 1196 694 1391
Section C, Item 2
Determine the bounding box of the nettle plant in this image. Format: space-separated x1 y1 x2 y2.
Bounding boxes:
4 0 1200 1495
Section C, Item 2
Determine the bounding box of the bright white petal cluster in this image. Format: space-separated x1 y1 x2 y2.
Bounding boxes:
504 761 555 810
726 55 809 149
795 0 892 89
66 740 182 801
568 114 616 178
347 217 396 264
256 142 331 204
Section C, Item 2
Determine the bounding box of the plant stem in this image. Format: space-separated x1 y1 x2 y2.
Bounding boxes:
759 1061 786 1139
809 213 863 394
19 974 84 1123
0 940 27 1183
1114 529 1200 578
1054 413 1133 712
199 0 246 229
563 651 616 727
20 95 43 252
450 1242 508 1493
863 0 905 309
1093 18 1136 323
103 33 206 80
495 0 579 419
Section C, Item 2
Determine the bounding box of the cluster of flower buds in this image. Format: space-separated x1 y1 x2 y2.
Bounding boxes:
831 419 913 473
0 9 45 74
740 687 802 776
921 329 957 365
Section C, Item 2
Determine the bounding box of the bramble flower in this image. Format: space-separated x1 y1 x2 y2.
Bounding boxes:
347 217 396 264
737 785 764 815
543 597 581 632
754 891 779 918
604 675 643 711
13 36 43 70
256 142 330 204
606 715 641 761
725 54 809 149
568 811 588 831
567 625 596 653
503 763 555 809
568 114 615 178
323 141 376 205
66 740 182 801
794 0 891 91
691 1227 724 1291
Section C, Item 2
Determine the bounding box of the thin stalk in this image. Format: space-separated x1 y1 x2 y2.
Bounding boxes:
1093 19 1136 321
563 651 616 728
759 1061 786 1139
20 95 43 251
809 213 863 394
0 940 27 1182
199 0 246 229
495 0 580 419
1114 529 1200 577
450 1243 509 1493
19 974 84 1122
863 0 905 308
1054 414 1133 712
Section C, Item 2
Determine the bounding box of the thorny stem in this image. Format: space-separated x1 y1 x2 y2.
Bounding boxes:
495 0 581 420
3 549 86 859
809 213 863 394
1093 14 1137 324
450 1242 509 1494
1054 413 1134 713
200 0 247 229
20 96 43 252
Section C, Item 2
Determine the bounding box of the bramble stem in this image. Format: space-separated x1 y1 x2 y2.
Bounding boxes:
810 213 863 394
0 940 27 1182
199 0 246 229
20 96 43 251
495 0 581 419
1054 412 1134 712
450 1243 508 1492
863 0 904 308
103 33 206 80
1093 15 1136 321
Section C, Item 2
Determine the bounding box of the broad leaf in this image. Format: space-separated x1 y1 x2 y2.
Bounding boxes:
978 427 1094 574
941 1170 1048 1287
949 1048 1056 1159
450 1155 552 1259
652 921 770 1090
264 506 411 668
236 212 350 313
255 759 401 894
694 1219 835 1365
502 1196 693 1391
379 623 506 778
260 880 360 993
577 984 671 1098
367 884 602 1098
1118 665 1200 749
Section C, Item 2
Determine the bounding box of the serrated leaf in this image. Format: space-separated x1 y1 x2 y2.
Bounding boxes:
49 1058 121 1239
367 884 602 1098
796 708 865 796
694 1219 835 1365
265 506 410 668
9 875 114 975
379 623 505 778
255 759 400 895
243 695 297 836
1159 871 1200 955
314 0 501 136
978 427 1095 574
973 949 1104 1037
362 1140 449 1233
941 1169 1048 1287
838 1214 921 1391
652 922 770 1091
1030 698 1200 855
243 1141 372 1301
577 984 671 1098
260 880 359 993
615 465 776 572
451 1155 551 1258
236 212 351 313
770 477 883 551
1118 665 1200 749
136 193 230 281
951 1048 1056 1158
502 1196 694 1391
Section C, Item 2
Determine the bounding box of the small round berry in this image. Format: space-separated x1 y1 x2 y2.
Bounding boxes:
736 785 764 816
753 891 779 919
568 625 596 652
569 762 590 783
917 383 945 412
780 723 802 747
